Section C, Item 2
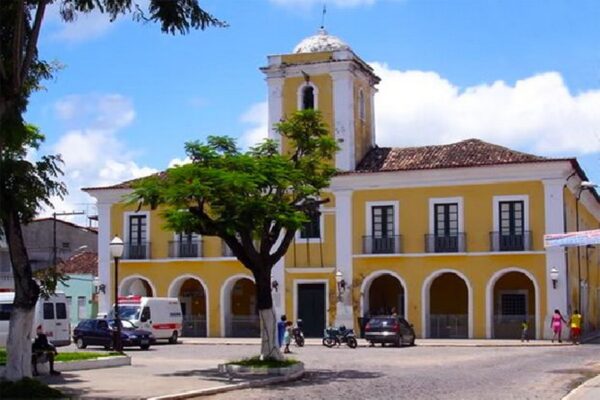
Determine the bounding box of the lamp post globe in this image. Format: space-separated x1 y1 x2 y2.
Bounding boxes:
109 235 124 352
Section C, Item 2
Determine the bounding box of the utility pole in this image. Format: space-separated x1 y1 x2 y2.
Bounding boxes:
53 211 85 267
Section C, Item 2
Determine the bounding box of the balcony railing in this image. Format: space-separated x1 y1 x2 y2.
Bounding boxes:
425 233 466 253
489 231 531 251
169 240 202 258
362 235 402 254
123 241 151 260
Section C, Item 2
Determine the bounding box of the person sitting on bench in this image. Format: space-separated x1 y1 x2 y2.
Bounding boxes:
32 326 60 376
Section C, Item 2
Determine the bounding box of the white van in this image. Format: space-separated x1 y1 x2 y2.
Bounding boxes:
112 296 182 343
0 291 71 347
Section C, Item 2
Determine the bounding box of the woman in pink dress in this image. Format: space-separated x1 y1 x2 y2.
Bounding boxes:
550 309 567 343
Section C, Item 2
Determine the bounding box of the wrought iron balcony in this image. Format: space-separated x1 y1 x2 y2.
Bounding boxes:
169 240 202 258
362 235 402 254
489 231 532 251
425 233 466 253
123 241 151 260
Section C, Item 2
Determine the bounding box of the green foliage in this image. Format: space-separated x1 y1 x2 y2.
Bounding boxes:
0 377 63 398
129 110 338 274
227 356 299 368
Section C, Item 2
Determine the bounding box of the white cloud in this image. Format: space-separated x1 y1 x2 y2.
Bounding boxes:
168 157 192 168
41 93 157 221
270 0 377 8
239 101 269 149
45 4 116 43
371 63 600 154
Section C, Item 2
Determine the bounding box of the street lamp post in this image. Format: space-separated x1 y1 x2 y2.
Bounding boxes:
109 235 124 352
575 181 598 313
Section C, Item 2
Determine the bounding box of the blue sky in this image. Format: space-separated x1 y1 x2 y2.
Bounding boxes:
26 0 600 219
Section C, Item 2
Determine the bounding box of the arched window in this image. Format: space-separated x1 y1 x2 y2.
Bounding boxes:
302 86 315 110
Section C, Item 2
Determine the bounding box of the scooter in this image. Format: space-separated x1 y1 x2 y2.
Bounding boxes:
322 325 358 349
293 319 305 347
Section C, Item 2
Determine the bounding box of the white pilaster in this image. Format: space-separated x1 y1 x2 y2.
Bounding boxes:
96 201 112 315
266 76 284 151
334 189 354 327
543 178 568 338
331 70 355 171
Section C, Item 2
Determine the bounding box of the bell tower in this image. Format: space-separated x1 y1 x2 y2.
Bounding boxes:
261 29 380 171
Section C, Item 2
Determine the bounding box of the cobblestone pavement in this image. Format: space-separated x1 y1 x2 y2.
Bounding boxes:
200 343 600 400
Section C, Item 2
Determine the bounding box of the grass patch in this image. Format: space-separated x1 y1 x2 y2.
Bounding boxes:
227 356 299 369
0 377 64 398
0 348 121 366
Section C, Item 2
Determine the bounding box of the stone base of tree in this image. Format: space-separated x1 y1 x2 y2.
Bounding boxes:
217 361 304 377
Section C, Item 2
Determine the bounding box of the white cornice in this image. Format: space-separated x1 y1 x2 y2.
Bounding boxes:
285 267 335 274
331 162 574 191
83 188 132 204
353 251 546 259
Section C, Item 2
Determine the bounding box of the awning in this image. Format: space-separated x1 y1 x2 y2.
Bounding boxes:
544 229 600 248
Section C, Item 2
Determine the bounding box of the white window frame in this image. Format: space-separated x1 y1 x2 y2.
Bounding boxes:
297 82 319 111
428 197 464 235
123 211 151 244
365 201 400 237
492 195 530 233
295 212 324 243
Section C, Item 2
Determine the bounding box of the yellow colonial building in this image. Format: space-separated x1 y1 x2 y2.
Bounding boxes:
85 30 600 340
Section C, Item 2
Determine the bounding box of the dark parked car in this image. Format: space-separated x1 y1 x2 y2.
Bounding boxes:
73 319 155 350
364 316 416 347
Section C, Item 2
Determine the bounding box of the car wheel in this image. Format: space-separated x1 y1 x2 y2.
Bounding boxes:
169 331 178 344
347 337 358 349
140 344 150 350
76 338 87 349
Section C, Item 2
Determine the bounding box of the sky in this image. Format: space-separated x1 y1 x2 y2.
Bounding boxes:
26 0 600 224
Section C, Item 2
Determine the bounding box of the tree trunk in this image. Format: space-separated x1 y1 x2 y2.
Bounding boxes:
255 270 283 361
3 211 39 380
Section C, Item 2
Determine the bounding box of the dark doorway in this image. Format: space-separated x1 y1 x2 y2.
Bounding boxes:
297 283 326 338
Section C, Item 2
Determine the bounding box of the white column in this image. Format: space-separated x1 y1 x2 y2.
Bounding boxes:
266 76 284 151
334 189 354 327
331 70 355 171
96 201 112 315
543 178 568 339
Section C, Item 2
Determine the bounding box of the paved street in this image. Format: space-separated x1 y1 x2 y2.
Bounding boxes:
201 342 600 400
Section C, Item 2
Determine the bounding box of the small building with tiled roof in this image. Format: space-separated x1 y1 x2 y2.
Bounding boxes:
84 30 600 341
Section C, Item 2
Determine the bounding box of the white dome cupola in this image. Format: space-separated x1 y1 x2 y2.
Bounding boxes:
293 28 351 54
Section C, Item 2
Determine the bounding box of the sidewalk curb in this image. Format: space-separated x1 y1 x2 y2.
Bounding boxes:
0 355 130 377
562 373 600 400
147 368 305 400
178 340 572 348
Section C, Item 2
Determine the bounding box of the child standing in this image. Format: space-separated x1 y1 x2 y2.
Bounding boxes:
283 320 293 354
521 320 529 342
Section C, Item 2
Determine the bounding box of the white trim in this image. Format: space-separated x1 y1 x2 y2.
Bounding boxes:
296 82 319 111
292 279 330 329
428 197 464 234
219 274 254 337
331 69 355 171
119 274 156 297
353 251 545 258
330 162 574 191
485 268 541 339
294 214 325 243
359 270 408 318
365 201 400 237
285 267 335 274
167 274 210 337
123 210 151 246
492 195 530 232
421 269 474 339
96 202 112 314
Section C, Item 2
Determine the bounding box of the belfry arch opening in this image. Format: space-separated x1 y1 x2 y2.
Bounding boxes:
428 272 468 338
302 85 315 110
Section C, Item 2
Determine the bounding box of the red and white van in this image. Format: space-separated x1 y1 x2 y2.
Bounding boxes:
113 296 183 343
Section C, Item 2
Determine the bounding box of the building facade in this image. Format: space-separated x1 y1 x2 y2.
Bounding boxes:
85 30 600 339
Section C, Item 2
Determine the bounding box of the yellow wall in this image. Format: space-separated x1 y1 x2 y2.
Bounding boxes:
353 81 374 164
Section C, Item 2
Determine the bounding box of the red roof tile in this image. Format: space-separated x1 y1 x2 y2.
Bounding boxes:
57 251 98 275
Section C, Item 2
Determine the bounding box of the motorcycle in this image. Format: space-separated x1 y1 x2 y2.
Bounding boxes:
322 325 358 349
293 319 305 347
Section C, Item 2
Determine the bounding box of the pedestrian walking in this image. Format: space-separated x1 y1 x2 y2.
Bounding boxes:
283 320 293 354
550 309 567 343
277 314 287 348
569 310 583 345
520 320 529 342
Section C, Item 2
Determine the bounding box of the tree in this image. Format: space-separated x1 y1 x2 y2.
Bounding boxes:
130 109 338 360
0 0 224 380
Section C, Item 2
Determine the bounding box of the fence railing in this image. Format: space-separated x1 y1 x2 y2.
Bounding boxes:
425 233 466 253
362 235 403 254
123 242 151 260
429 314 468 338
182 315 207 337
493 314 535 339
489 231 532 251
168 240 202 258
225 315 260 337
